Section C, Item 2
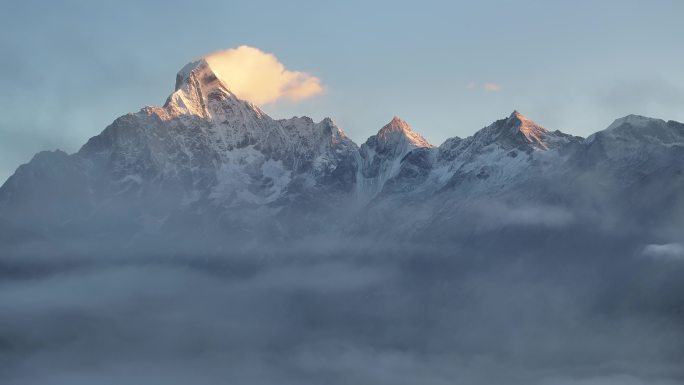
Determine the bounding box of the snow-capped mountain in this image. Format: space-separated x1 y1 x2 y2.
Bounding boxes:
0 59 360 242
358 116 433 201
1 58 683 252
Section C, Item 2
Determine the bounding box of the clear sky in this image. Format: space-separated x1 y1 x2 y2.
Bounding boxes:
1 0 684 183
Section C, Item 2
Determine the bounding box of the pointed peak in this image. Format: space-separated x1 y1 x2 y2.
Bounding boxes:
506 111 549 147
175 58 207 90
474 111 554 151
374 116 433 148
389 115 408 126
173 58 232 94
164 58 266 121
378 116 411 133
509 110 523 119
507 110 535 125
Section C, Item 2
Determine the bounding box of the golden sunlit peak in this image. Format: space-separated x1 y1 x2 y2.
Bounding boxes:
386 116 410 129
377 116 433 148
509 110 526 120
508 110 538 127
377 116 414 136
507 110 550 149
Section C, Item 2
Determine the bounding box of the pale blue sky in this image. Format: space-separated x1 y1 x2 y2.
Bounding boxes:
1 0 683 182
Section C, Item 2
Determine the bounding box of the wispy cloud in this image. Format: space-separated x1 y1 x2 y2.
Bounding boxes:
205 46 324 105
484 82 501 92
466 82 502 92
470 202 574 232
642 243 684 261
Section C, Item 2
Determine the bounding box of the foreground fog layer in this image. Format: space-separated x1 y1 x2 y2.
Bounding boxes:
0 241 683 385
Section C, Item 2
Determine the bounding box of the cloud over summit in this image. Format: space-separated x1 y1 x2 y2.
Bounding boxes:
205 46 324 105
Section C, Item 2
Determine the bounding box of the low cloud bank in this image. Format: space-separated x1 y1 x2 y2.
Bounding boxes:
1 243 683 385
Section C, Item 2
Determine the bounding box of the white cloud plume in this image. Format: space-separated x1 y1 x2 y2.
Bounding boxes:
204 45 324 105
641 243 684 261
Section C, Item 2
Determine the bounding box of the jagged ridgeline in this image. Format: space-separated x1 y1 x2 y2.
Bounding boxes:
1 59 684 254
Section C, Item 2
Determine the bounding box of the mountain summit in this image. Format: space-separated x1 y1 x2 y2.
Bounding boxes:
375 116 433 149
461 110 580 153
507 110 550 149
164 58 268 122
